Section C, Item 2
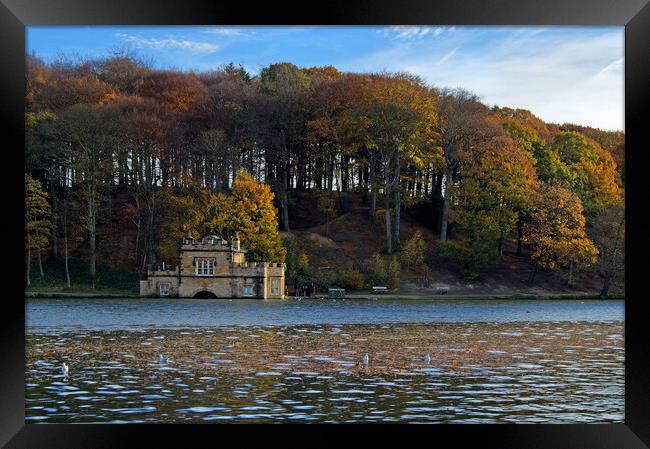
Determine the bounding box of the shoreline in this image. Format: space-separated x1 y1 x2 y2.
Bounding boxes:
25 291 623 300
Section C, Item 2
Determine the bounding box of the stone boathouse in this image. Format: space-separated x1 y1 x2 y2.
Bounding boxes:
139 232 285 299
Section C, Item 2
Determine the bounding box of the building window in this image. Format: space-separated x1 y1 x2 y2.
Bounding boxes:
271 279 280 295
159 283 170 297
196 258 215 276
243 285 254 297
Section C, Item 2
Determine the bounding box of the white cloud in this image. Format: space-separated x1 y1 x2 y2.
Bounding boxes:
350 28 624 130
387 26 447 41
437 48 457 65
115 33 220 53
202 27 252 37
597 57 623 75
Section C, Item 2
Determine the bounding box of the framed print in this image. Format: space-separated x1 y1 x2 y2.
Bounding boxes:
1 0 649 447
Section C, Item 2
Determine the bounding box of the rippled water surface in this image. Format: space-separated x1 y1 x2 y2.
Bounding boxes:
25 298 624 423
26 297 623 330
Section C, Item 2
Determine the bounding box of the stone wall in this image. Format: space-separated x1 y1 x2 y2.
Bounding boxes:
140 236 285 299
139 273 180 297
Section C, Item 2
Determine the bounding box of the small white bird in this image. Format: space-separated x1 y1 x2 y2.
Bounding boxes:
159 355 168 365
361 353 369 366
423 353 431 364
61 362 69 377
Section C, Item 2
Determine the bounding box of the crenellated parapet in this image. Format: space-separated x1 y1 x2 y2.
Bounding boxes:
140 232 284 299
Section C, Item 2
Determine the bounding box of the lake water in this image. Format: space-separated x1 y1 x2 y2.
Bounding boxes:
25 298 624 423
26 297 624 330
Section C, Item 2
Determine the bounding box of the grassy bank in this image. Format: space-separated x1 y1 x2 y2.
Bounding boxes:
25 258 139 298
317 292 624 301
25 290 140 299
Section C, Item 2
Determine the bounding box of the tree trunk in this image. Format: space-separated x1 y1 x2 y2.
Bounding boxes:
393 152 401 248
146 189 156 269
369 154 376 222
327 152 334 193
26 235 31 287
134 196 142 275
439 166 453 241
432 172 443 233
600 271 612 298
528 264 538 286
385 177 392 254
50 180 58 259
87 183 96 287
38 249 44 278
342 155 349 191
516 219 523 256
279 132 291 232
63 199 71 288
281 170 290 232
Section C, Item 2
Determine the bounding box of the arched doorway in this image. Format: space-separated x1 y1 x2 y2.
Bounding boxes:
193 290 217 299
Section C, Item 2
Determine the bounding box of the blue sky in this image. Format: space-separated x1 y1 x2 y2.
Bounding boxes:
27 26 624 131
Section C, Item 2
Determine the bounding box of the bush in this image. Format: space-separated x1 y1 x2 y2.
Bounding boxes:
343 269 364 290
312 269 344 291
388 256 401 289
400 230 428 270
370 252 388 285
283 237 311 279
374 207 394 225
438 240 499 281
296 252 310 275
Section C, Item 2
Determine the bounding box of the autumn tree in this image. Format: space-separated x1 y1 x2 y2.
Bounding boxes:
96 55 148 95
304 67 346 193
343 268 365 290
343 74 440 252
388 255 401 289
546 131 621 216
33 59 117 111
258 63 311 232
117 97 177 271
400 230 428 271
139 70 208 114
315 189 337 237
523 185 598 285
199 63 257 187
590 199 625 296
370 252 388 285
52 104 126 285
441 120 538 280
156 187 217 264
25 176 52 286
448 133 538 259
226 170 286 262
159 172 286 263
436 88 490 241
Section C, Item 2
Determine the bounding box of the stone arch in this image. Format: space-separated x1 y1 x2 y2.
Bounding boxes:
192 290 218 299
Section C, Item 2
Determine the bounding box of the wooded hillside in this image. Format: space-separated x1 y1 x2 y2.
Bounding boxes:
25 55 625 295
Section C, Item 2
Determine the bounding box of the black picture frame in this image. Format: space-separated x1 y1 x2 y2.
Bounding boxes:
1 0 648 447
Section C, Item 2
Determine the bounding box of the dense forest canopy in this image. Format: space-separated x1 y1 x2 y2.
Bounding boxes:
25 54 625 295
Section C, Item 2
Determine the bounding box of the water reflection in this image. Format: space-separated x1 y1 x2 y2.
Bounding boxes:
26 321 624 423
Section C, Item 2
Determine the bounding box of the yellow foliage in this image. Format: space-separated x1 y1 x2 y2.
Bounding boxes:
523 185 598 271
157 171 286 263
